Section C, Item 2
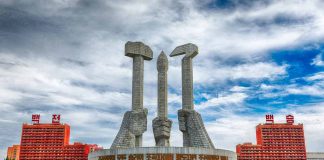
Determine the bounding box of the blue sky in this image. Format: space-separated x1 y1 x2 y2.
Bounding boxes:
0 0 324 159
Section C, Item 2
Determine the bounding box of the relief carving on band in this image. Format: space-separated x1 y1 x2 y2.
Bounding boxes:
129 154 144 160
147 154 173 160
98 154 227 160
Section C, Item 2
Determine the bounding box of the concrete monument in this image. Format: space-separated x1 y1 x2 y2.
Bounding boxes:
153 51 172 147
90 41 236 160
170 43 215 149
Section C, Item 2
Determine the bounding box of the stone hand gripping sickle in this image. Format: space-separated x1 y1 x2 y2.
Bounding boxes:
170 43 215 149
111 42 152 148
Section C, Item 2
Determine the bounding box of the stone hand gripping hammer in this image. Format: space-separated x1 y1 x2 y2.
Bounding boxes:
111 42 152 148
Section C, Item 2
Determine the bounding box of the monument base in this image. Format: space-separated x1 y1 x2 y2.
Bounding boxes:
89 147 237 160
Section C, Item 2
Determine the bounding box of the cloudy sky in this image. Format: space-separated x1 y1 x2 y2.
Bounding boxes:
0 0 324 158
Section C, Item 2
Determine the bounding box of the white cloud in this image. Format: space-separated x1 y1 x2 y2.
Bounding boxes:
287 72 324 97
312 53 324 66
197 92 248 110
194 62 287 85
257 71 324 98
260 84 277 90
0 54 133 108
205 114 263 150
287 85 323 97
230 86 250 92
307 72 324 81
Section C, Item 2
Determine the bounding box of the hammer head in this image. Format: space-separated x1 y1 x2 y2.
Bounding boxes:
125 41 153 60
170 43 198 58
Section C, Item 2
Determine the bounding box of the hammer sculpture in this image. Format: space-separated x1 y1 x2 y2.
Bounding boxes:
170 43 215 148
111 42 152 148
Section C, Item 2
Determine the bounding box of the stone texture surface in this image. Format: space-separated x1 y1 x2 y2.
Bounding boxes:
111 41 152 148
178 109 215 149
170 43 198 110
156 52 168 118
181 57 193 110
153 117 172 147
153 52 172 147
111 109 148 149
170 44 215 149
170 43 198 58
110 111 135 148
125 41 153 60
89 147 237 160
132 55 144 111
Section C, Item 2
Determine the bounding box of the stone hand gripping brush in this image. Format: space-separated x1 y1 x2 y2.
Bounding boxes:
152 51 172 147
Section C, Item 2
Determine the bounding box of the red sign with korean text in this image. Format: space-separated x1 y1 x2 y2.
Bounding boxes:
266 114 274 124
52 114 61 124
286 115 294 124
32 114 40 124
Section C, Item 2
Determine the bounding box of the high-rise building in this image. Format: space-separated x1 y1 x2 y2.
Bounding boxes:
7 145 20 160
236 114 306 160
18 114 102 160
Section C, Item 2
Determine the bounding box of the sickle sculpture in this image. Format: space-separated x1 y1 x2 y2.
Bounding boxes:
170 43 215 149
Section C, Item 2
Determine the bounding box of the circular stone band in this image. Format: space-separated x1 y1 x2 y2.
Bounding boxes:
89 147 237 160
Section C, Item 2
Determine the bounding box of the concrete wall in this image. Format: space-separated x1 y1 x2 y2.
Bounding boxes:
308 152 324 160
89 147 237 160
